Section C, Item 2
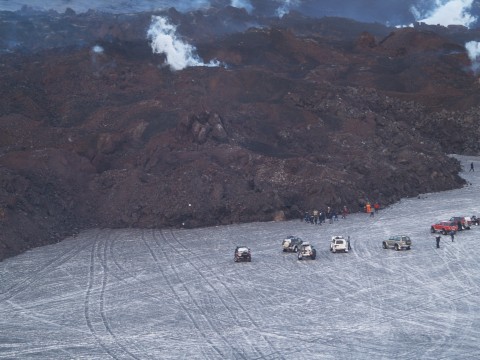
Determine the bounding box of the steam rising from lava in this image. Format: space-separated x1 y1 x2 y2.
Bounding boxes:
465 41 480 74
147 16 220 71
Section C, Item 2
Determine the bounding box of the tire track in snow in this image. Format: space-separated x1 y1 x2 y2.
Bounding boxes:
106 229 176 304
84 232 140 360
144 229 227 359
164 228 285 360
99 232 143 359
421 243 479 358
0 237 90 303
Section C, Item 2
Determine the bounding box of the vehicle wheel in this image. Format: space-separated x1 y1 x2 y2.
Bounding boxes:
430 227 435 233
294 246 298 253
395 244 400 251
332 248 336 253
466 226 471 230
234 258 238 262
382 242 387 249
247 257 251 262
283 248 287 252
442 229 447 235
298 254 303 260
407 246 411 250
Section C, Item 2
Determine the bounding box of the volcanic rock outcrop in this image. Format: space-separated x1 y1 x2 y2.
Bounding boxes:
1 7 479 260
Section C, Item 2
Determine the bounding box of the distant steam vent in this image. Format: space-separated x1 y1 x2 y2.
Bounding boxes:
147 15 221 71
465 41 480 75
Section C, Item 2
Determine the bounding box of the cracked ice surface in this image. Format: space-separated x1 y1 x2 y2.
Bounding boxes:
1 155 480 359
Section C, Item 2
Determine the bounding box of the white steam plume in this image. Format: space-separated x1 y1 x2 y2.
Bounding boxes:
231 0 254 13
147 16 220 71
276 0 299 18
465 41 480 74
411 0 477 27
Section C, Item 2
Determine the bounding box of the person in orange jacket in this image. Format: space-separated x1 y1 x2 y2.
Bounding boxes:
365 202 371 214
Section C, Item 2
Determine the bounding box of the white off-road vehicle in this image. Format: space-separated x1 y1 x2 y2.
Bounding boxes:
297 242 316 260
330 235 350 253
282 235 303 252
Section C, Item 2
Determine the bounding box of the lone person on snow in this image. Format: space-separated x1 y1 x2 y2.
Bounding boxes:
470 162 474 172
435 235 441 249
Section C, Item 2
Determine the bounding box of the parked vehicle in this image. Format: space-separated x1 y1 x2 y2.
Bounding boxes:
382 235 412 251
449 216 471 230
234 246 251 262
282 236 303 252
330 236 350 253
297 242 316 260
470 215 480 226
431 220 458 235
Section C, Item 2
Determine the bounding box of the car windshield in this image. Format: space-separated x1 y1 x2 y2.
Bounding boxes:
335 240 344 244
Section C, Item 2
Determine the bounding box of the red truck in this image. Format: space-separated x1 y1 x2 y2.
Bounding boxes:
431 221 458 235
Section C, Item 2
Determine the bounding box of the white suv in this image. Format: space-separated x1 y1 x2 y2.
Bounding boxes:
297 242 317 260
330 236 350 253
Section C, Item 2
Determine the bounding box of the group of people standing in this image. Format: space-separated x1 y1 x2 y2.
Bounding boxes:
304 202 382 224
304 206 351 224
364 201 380 217
435 230 456 248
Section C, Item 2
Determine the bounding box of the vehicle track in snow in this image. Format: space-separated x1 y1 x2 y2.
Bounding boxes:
83 233 141 360
0 236 91 303
163 228 287 360
146 229 229 359
106 229 177 304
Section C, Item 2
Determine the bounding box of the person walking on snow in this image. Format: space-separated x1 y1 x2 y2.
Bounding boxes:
470 162 474 172
450 230 455 242
435 235 441 248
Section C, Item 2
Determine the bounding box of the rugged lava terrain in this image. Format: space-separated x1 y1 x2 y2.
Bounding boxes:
1 7 479 260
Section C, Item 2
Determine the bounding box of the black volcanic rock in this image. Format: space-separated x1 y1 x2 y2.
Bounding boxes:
1 9 479 260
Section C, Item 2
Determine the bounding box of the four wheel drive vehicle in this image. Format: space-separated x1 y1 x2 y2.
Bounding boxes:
330 236 350 253
282 236 303 252
450 216 471 230
431 221 458 235
234 246 251 262
470 215 480 226
382 235 412 251
297 242 316 260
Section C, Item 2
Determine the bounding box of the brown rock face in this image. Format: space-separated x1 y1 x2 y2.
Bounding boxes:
1 9 479 260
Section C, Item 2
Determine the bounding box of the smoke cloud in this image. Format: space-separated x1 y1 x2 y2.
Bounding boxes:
231 0 254 13
412 0 477 27
147 16 220 71
465 41 480 74
275 0 302 18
